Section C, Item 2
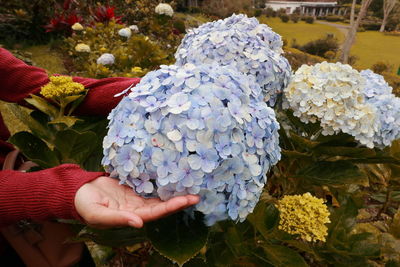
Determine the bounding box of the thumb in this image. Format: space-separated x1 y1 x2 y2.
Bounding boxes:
85 204 144 228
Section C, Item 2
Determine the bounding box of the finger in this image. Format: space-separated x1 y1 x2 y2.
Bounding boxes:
85 204 144 228
136 195 200 222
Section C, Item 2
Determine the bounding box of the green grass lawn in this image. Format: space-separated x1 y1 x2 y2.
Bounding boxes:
259 17 345 45
351 31 400 72
258 16 400 73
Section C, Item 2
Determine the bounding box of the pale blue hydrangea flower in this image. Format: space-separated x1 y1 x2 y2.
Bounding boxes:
174 14 291 106
96 53 115 65
102 63 281 225
118 28 132 38
361 70 400 147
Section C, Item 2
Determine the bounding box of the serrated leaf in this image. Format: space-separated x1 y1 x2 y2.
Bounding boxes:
146 212 209 266
296 161 368 186
49 116 81 127
8 131 60 168
263 244 308 267
54 129 97 164
25 94 58 118
247 202 279 239
4 103 53 142
289 132 319 150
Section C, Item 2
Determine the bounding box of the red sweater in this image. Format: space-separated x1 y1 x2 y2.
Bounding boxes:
0 48 140 226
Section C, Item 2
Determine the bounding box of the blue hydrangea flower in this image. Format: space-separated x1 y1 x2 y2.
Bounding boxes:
102 63 281 225
361 70 400 147
174 14 291 106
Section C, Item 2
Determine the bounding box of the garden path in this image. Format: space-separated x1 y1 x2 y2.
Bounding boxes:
315 20 350 36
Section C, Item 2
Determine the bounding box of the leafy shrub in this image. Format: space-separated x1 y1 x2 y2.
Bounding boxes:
384 31 400 37
283 47 324 70
290 14 300 23
0 0 56 44
254 9 262 17
201 0 252 18
294 35 339 58
64 20 170 78
372 61 393 74
265 7 276 17
324 50 336 60
118 0 183 53
173 19 186 34
357 27 366 32
325 15 344 22
280 14 290 23
361 16 382 30
304 16 314 24
277 8 287 16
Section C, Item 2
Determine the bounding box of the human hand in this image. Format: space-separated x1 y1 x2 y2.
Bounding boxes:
74 176 199 228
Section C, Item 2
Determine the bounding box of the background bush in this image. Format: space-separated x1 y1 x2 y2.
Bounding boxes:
293 35 339 58
280 14 290 23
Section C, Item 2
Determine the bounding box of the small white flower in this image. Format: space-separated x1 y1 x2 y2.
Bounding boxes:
155 3 174 17
71 22 84 31
129 25 139 33
118 28 132 38
75 43 90 52
97 53 115 65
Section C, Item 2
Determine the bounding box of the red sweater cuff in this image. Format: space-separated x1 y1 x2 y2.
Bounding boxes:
0 164 104 226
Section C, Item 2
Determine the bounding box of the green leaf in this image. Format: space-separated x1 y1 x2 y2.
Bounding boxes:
314 146 376 158
8 131 60 168
77 226 146 247
263 244 308 267
49 116 81 127
61 94 85 107
54 129 97 164
296 161 368 186
4 103 54 142
146 212 209 266
390 208 400 239
289 132 319 150
25 94 58 118
67 93 87 115
282 149 312 159
247 202 279 239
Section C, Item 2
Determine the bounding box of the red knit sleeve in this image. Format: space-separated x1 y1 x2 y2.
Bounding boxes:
0 164 104 226
0 47 140 116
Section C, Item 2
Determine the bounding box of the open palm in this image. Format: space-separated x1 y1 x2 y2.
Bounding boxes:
74 176 199 228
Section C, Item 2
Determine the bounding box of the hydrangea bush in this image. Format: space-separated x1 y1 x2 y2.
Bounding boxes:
102 63 281 225
175 14 291 106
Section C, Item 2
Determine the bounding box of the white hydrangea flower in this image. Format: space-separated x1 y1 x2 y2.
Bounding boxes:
75 43 90 52
118 28 132 38
129 25 139 33
284 62 378 148
97 53 115 65
71 22 83 31
155 3 174 17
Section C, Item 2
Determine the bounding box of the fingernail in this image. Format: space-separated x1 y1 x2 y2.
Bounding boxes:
128 220 142 228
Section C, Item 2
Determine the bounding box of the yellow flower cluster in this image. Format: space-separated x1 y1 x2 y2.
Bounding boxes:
276 193 331 242
41 76 85 99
